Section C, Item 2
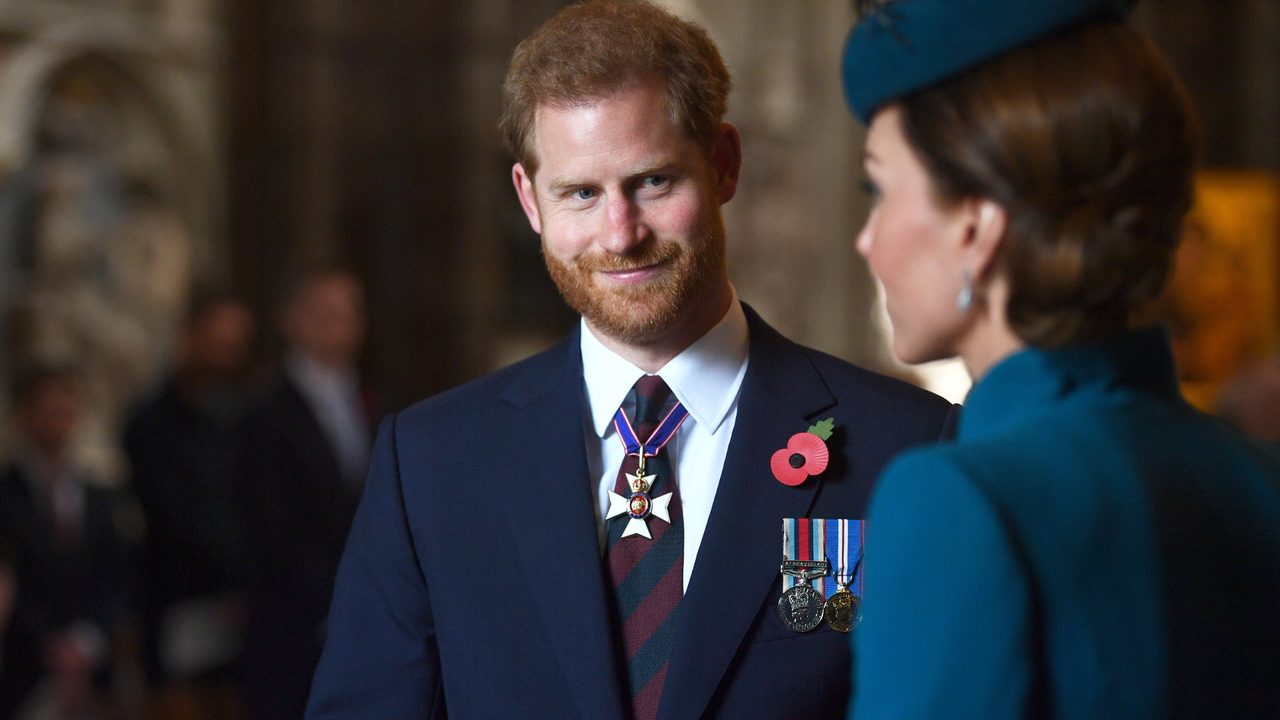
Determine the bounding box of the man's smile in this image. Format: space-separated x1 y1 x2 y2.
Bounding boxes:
599 260 670 285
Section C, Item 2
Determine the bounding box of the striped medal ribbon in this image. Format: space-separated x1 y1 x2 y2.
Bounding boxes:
780 518 865 632
612 401 690 458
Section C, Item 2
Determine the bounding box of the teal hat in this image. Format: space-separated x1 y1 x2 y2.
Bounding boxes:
842 0 1135 124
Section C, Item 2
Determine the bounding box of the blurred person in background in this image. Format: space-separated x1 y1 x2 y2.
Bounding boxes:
238 268 377 720
123 291 256 718
0 366 136 720
840 0 1280 717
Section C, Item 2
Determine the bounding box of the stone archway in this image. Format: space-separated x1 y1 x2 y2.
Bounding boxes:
0 30 217 484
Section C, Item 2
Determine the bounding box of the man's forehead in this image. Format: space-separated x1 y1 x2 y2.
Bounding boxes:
526 86 696 176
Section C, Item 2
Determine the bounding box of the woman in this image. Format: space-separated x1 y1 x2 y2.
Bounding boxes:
840 1 1280 718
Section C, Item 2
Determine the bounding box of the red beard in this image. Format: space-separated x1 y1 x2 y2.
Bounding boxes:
543 211 727 345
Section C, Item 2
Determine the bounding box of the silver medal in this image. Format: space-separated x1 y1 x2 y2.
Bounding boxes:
777 559 830 632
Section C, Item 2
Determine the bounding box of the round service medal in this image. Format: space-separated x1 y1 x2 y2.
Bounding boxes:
777 584 826 632
824 589 862 633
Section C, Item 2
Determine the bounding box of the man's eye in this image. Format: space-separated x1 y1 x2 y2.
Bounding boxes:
641 175 669 189
572 188 597 201
860 178 881 199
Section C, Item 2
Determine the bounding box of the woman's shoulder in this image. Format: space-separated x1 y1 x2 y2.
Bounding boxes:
877 426 1053 491
869 441 1013 540
870 414 1107 534
884 391 1153 488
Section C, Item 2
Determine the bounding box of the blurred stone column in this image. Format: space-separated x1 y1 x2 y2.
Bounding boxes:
657 0 895 372
455 0 582 376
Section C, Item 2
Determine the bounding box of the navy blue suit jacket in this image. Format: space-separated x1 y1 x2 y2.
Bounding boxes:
306 305 957 719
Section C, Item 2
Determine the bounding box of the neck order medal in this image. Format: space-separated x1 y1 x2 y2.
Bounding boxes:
605 399 689 539
606 453 674 539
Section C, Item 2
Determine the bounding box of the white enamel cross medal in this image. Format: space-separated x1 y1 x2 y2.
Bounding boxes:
606 452 673 539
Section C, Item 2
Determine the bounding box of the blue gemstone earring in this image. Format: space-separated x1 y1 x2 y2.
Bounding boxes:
956 269 973 311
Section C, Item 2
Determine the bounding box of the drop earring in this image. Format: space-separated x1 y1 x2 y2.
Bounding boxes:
956 269 973 311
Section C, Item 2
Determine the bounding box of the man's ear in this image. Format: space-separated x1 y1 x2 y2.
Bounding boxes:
512 163 542 235
711 123 742 204
962 199 1008 281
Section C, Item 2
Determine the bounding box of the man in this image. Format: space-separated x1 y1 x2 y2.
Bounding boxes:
0 366 134 720
124 292 255 710
239 269 377 720
307 3 957 719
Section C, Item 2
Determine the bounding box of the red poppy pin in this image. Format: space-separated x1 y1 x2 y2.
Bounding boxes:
771 418 834 486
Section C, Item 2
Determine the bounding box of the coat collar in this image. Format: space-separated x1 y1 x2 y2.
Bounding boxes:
960 325 1183 440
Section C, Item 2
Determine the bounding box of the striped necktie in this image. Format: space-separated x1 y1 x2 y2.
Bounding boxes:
606 375 684 720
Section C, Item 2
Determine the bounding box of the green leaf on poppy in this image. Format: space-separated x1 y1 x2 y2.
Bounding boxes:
807 417 835 441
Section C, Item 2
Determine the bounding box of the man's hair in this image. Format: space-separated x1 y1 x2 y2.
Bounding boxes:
500 0 732 176
276 265 362 310
186 286 249 326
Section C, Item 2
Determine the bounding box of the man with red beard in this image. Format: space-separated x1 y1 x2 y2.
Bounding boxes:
306 3 956 720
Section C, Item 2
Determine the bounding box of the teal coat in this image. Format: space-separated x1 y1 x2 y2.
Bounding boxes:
850 327 1280 719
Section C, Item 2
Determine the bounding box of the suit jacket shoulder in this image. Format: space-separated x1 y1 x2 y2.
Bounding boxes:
396 329 578 426
787 333 957 438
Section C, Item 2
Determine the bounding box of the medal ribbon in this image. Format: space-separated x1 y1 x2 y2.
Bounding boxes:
823 518 864 598
782 518 824 593
783 518 864 597
613 397 689 458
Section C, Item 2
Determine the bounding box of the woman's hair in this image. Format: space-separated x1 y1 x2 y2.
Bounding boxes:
896 22 1202 347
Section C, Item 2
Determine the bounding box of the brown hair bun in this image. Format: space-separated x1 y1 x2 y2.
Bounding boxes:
897 22 1201 347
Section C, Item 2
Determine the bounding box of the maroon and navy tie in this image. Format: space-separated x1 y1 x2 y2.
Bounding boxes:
606 375 684 720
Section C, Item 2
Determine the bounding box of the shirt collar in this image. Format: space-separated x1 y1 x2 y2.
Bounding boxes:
287 350 359 399
580 289 750 439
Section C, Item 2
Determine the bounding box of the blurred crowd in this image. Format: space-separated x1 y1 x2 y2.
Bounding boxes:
0 268 377 720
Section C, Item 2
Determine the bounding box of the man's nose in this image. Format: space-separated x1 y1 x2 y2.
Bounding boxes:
600 194 647 255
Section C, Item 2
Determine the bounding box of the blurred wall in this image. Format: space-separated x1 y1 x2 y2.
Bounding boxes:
1134 0 1280 170
226 0 576 412
661 0 893 372
0 0 223 478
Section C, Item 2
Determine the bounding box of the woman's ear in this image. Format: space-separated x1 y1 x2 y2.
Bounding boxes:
962 198 1008 280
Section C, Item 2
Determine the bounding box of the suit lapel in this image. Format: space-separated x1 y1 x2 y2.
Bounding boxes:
658 307 837 720
496 329 627 720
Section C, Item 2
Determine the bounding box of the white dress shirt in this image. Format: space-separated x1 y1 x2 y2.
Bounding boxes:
287 351 372 487
20 448 85 539
580 292 750 591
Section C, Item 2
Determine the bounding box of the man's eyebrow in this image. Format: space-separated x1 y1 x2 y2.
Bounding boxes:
546 177 589 194
627 161 678 178
545 162 681 195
